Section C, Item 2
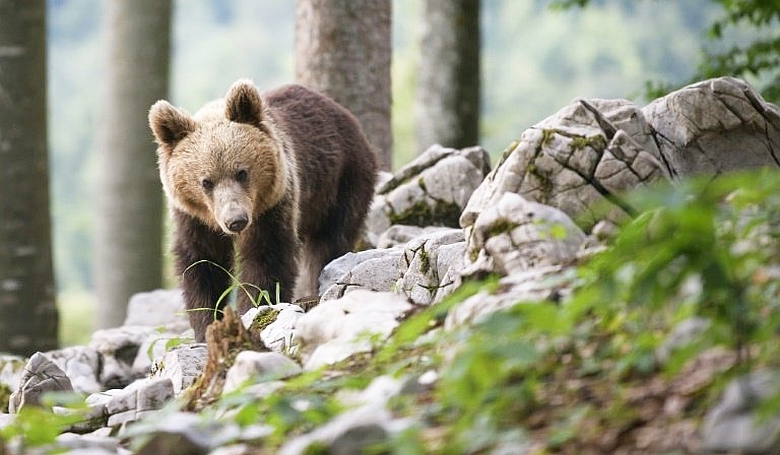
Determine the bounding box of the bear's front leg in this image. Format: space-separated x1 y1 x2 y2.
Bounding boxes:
237 205 301 313
173 210 235 342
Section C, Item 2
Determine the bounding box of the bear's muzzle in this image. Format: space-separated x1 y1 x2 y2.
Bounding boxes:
213 183 252 234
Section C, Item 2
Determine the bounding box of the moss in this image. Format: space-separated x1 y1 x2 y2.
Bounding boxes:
302 441 330 455
417 176 427 193
540 129 556 147
486 219 521 238
0 382 10 413
418 247 431 275
495 140 520 168
569 134 607 151
388 200 462 228
525 163 554 202
248 308 280 333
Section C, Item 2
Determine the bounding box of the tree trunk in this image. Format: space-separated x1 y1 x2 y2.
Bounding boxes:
295 0 393 171
0 0 59 355
415 0 481 151
95 0 171 329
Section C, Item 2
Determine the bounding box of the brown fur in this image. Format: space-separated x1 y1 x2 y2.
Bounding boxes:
149 80 377 341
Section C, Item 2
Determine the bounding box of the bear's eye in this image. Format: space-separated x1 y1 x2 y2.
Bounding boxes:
201 178 214 192
235 169 248 183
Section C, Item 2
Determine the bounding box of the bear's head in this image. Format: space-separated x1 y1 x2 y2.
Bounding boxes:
149 79 288 235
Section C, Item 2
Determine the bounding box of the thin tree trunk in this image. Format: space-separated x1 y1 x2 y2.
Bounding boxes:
295 0 393 171
415 0 481 151
0 0 59 355
95 0 171 329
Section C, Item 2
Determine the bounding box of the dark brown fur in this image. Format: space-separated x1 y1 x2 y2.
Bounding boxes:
150 81 377 341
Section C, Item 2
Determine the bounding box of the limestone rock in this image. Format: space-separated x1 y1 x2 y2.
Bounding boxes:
463 192 586 278
150 344 208 395
278 405 401 455
88 326 155 389
461 98 665 230
320 248 404 301
123 288 188 332
223 351 302 393
376 224 454 249
366 144 491 243
643 77 780 178
396 228 466 305
319 249 401 295
9 352 74 413
45 346 102 394
701 370 780 454
249 304 304 354
446 265 578 329
294 290 413 370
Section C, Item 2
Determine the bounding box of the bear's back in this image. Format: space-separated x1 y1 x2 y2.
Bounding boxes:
264 84 377 234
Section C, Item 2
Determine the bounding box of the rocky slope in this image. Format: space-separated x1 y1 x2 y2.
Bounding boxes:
2 77 780 455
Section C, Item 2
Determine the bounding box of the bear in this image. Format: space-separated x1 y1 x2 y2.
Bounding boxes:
148 79 378 342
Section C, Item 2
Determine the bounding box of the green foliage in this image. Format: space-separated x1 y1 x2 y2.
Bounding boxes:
700 0 780 101
408 169 780 453
0 393 88 452
183 260 281 321
579 170 780 366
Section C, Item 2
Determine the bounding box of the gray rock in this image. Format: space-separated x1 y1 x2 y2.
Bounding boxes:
9 352 74 413
446 266 577 329
56 432 123 454
396 228 465 305
89 326 156 389
320 248 404 301
375 224 453 249
150 344 208 395
463 192 586 278
223 351 301 394
123 289 188 332
136 378 174 412
319 249 397 295
278 405 399 455
294 290 413 370
259 304 305 354
643 77 780 178
367 144 491 242
130 411 233 455
701 370 780 454
57 448 124 455
101 378 174 427
337 375 403 410
432 241 468 304
461 98 664 230
45 346 102 394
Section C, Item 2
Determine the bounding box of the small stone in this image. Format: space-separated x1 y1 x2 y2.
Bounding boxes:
9 352 74 413
260 305 305 354
223 351 302 393
150 344 207 395
295 290 413 370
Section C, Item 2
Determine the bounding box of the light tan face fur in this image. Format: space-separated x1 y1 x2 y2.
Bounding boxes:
149 79 287 235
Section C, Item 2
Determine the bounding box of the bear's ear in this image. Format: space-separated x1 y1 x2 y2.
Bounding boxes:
148 101 196 150
225 79 266 127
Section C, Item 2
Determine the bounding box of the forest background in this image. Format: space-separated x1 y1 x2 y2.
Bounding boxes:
48 0 762 344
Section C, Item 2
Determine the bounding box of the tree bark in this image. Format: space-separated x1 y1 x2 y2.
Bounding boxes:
415 0 481 151
95 0 171 329
295 0 393 171
0 0 59 355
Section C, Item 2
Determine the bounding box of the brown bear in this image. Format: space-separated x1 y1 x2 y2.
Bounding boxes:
148 79 377 341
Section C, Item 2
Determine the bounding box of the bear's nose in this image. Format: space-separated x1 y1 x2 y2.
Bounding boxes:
227 215 248 233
